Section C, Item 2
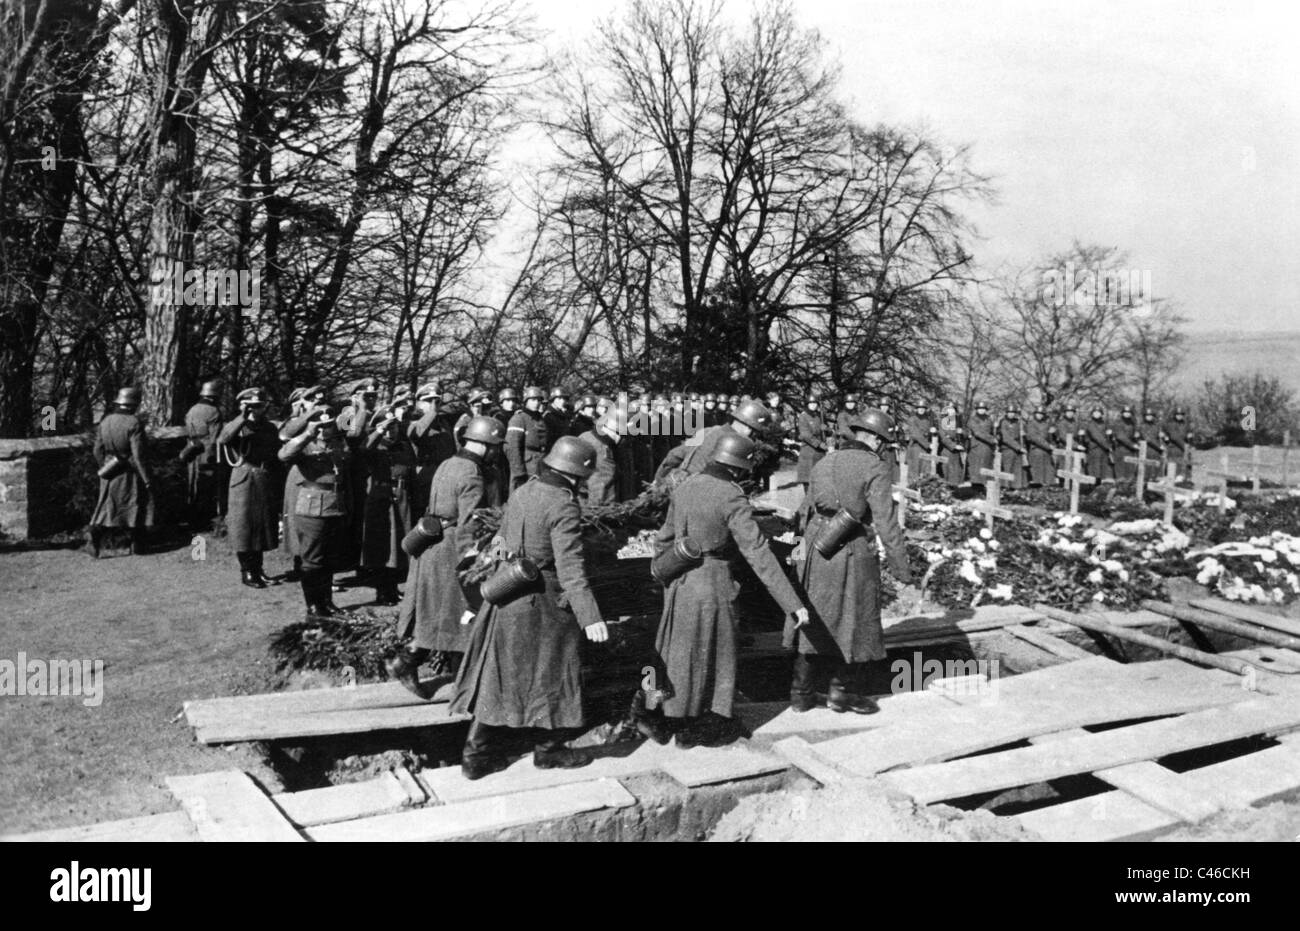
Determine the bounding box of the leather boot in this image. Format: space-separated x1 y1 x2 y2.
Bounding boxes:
129 528 147 556
239 552 267 588
827 665 879 714
533 733 592 770
372 573 401 606
282 556 303 583
631 691 674 745
84 527 102 559
461 720 510 780
250 551 277 586
686 712 746 747
790 653 822 712
385 646 431 699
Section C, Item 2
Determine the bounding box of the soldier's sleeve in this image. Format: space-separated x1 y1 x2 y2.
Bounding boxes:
725 488 804 615
866 470 912 582
797 414 817 448
216 414 245 446
550 499 602 628
280 413 310 442
93 423 106 466
505 413 526 477
453 466 485 552
653 496 677 553
128 418 152 484
653 441 688 480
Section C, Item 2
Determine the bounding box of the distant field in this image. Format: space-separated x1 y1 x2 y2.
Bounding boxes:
1171 330 1300 397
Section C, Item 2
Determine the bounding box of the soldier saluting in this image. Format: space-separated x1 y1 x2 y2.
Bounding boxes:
450 436 608 780
787 409 912 714
638 433 808 749
278 407 353 619
388 415 504 696
87 386 153 558
218 387 281 588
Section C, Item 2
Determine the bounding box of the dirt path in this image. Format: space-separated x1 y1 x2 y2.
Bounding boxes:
0 534 383 835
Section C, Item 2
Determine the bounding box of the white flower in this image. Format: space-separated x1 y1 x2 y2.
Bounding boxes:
1101 559 1124 574
979 527 993 540
988 539 1001 551
958 560 982 585
988 583 1014 600
1088 568 1104 584
978 556 997 571
925 550 945 565
1092 591 1106 603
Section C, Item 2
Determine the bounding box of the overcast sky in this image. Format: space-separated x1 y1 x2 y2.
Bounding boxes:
525 0 1299 333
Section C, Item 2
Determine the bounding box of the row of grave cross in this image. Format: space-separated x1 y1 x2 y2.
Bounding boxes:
887 430 1295 532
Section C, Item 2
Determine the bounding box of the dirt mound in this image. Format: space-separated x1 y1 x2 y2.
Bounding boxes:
709 780 1032 842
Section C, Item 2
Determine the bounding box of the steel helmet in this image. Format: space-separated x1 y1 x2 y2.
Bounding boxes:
199 380 221 400
462 415 506 446
703 393 717 403
578 394 598 409
498 387 518 402
114 386 142 410
543 436 597 478
849 408 894 440
523 385 546 401
713 432 757 471
730 399 773 431
468 387 493 406
549 386 569 400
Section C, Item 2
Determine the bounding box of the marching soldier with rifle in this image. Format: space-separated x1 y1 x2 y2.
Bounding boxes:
787 408 913 715
450 436 607 780
278 407 354 620
87 386 153 558
218 387 281 588
506 386 548 489
387 415 504 696
180 379 224 530
636 432 808 748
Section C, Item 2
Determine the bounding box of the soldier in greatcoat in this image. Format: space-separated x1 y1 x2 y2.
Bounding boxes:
218 387 281 587
637 432 808 749
542 387 571 451
491 387 519 503
904 401 933 481
1163 407 1192 480
785 409 913 714
576 409 623 507
1084 406 1115 483
505 386 549 490
450 436 608 780
795 393 828 488
387 416 503 695
181 380 224 529
937 400 965 486
1139 409 1166 477
997 403 1028 489
1113 405 1141 483
359 397 417 605
1024 406 1055 487
965 400 996 490
653 400 773 482
87 387 153 557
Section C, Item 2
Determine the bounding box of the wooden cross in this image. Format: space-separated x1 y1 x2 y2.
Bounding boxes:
1123 439 1163 499
915 434 945 478
892 462 923 528
1247 445 1263 493
1050 433 1075 483
1056 450 1096 515
970 457 1013 529
1148 463 1196 526
1202 453 1234 515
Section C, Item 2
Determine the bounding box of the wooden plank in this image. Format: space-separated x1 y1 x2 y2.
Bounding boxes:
1189 598 1300 638
818 657 1245 773
754 689 960 737
417 751 659 804
2 810 198 843
771 736 859 786
166 770 304 842
306 780 636 842
1004 624 1093 660
1015 739 1300 841
1093 761 1223 823
183 678 456 726
884 698 1300 804
272 772 413 827
392 765 428 806
192 702 470 745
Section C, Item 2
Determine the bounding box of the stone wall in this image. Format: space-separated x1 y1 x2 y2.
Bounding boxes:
0 427 187 542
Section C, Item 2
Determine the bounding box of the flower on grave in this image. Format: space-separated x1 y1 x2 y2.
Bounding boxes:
988 583 1014 600
958 560 982 585
988 539 1001 551
1088 568 1104 584
1092 591 1106 603
978 556 997 571
925 550 945 565
1195 557 1224 585
979 527 993 540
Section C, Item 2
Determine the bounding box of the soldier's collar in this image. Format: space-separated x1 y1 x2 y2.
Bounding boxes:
838 440 869 453
538 469 575 493
455 449 484 466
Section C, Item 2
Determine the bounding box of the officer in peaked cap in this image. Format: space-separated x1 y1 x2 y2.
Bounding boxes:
219 387 281 588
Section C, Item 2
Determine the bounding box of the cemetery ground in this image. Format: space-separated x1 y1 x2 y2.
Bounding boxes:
2 447 1300 841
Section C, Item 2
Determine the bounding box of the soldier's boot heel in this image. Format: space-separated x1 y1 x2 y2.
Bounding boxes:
385 647 431 699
